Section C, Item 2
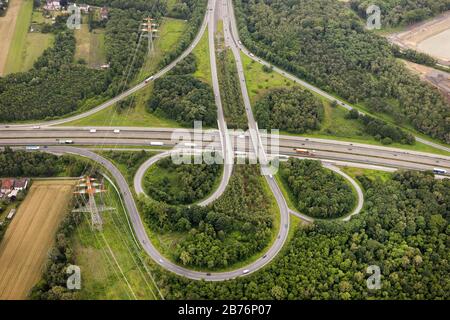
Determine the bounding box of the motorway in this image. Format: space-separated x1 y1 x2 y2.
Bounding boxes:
1 127 449 171
1 0 449 282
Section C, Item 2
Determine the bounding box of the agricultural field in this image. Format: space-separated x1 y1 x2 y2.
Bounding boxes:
74 23 106 68
2 4 54 75
0 0 28 75
0 180 76 300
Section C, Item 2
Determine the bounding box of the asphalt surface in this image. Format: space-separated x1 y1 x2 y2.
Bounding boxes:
223 0 450 154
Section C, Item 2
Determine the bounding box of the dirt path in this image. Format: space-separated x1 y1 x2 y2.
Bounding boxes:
0 180 76 300
0 0 22 76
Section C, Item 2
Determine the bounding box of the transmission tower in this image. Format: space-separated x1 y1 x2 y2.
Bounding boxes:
141 17 159 54
73 176 114 231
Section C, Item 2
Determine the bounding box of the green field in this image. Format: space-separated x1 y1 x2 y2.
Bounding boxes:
73 179 161 300
64 84 182 128
136 17 187 83
192 26 211 84
342 167 393 183
240 52 297 104
74 23 106 67
3 1 48 74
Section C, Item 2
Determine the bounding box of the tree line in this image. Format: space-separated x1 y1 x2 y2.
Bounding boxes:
0 147 91 177
217 49 248 130
233 0 450 143
280 159 355 219
255 87 324 133
350 0 450 27
151 170 449 299
139 164 275 269
346 108 415 145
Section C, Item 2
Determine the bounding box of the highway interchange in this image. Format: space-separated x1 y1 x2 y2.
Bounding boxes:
1 0 450 281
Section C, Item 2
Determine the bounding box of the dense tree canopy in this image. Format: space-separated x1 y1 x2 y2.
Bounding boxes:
148 74 216 126
346 108 415 144
280 159 356 219
0 147 91 177
350 0 450 26
139 164 276 269
152 170 450 300
143 156 222 205
255 87 324 133
234 0 450 143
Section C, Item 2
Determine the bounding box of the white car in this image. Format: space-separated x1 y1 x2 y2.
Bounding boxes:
249 53 254 57
242 269 250 274
32 126 40 129
89 129 97 133
113 129 120 134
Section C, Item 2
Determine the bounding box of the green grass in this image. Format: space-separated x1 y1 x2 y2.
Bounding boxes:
3 0 34 74
240 52 297 104
135 17 187 83
192 26 211 84
73 179 161 300
63 84 182 128
341 167 393 183
20 32 54 71
74 23 106 67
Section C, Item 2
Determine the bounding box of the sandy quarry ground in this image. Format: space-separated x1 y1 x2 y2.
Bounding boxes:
0 180 76 300
388 11 450 65
403 60 450 102
0 0 22 76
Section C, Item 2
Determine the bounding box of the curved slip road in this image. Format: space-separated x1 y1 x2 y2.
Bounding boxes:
46 146 288 281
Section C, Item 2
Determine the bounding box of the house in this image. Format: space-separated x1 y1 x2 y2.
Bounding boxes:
14 178 29 191
78 3 90 13
7 189 18 200
44 0 61 11
1 179 14 194
100 6 108 20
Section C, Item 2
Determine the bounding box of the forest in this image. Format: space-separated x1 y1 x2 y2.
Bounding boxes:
139 164 275 269
280 159 355 219
346 109 415 145
234 0 450 143
143 156 222 205
255 87 323 133
151 170 449 299
148 54 217 127
0 147 91 177
350 0 450 26
217 49 248 130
